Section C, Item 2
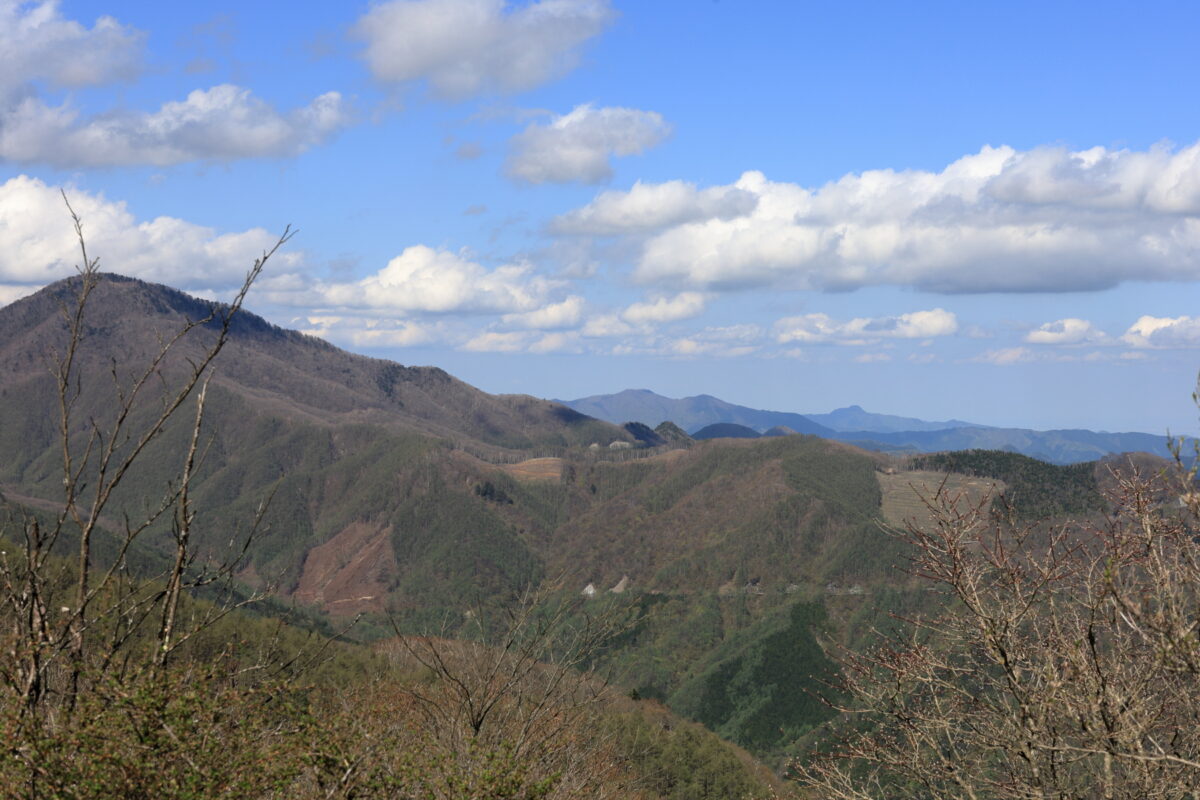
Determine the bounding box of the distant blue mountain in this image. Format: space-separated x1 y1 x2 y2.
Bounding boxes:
559 390 1177 464
558 389 833 436
835 427 1174 465
803 404 987 433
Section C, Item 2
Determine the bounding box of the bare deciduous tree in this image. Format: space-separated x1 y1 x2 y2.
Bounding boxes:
0 196 292 719
373 587 639 800
795 460 1200 799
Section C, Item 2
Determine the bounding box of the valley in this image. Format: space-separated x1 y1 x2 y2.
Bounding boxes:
0 273 1160 780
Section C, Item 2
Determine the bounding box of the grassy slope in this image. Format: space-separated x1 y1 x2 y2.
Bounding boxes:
908 449 1106 518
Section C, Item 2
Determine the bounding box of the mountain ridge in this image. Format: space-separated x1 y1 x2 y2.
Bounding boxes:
559 389 1175 464
1 274 630 455
1 272 1153 763
559 388 834 437
803 403 987 433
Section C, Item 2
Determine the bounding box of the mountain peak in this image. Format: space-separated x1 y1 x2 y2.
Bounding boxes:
1 273 628 454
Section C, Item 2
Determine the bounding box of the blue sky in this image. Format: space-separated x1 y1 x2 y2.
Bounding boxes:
2 0 1200 433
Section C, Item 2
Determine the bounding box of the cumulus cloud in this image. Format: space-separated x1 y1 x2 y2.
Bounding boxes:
462 330 528 352
773 309 958 345
659 324 762 358
0 0 144 103
580 313 634 338
529 331 580 353
621 292 706 324
1024 318 1108 345
0 85 350 167
550 179 756 235
0 4 348 167
506 104 670 184
1122 315 1200 348
311 245 556 315
300 316 435 348
501 294 584 329
352 0 613 99
563 141 1200 293
462 329 580 353
664 338 756 358
0 175 299 290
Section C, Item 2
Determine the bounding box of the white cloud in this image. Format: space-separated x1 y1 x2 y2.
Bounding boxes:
506 104 669 184
529 331 580 353
972 346 1152 365
0 1 144 103
461 326 580 353
774 308 958 345
501 294 584 329
1024 317 1108 345
0 283 35 306
1122 315 1200 348
301 316 435 348
462 330 529 352
0 5 348 167
664 338 756 358
564 141 1200 294
695 323 762 343
0 175 298 290
855 352 892 363
313 245 555 315
659 324 762 358
621 291 706 324
580 313 633 338
973 347 1034 365
550 179 756 235
352 0 613 99
0 85 350 167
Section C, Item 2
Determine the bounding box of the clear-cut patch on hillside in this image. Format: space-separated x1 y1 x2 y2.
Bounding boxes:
878 470 1004 530
292 521 396 615
500 457 564 482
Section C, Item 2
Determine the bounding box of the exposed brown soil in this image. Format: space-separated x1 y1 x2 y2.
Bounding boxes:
292 521 396 616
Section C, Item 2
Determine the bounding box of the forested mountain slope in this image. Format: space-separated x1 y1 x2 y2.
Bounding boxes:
2 274 1136 767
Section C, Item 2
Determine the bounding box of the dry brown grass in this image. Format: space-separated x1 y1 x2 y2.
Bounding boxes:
878 469 1004 529
500 456 565 482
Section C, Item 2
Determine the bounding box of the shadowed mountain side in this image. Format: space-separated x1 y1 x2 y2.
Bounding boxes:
623 421 667 447
560 389 833 436
693 423 761 440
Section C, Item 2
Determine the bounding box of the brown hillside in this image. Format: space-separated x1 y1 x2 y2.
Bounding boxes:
0 274 629 455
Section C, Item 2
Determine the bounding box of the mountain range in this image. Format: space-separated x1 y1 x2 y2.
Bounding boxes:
0 273 1170 762
560 389 1175 465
